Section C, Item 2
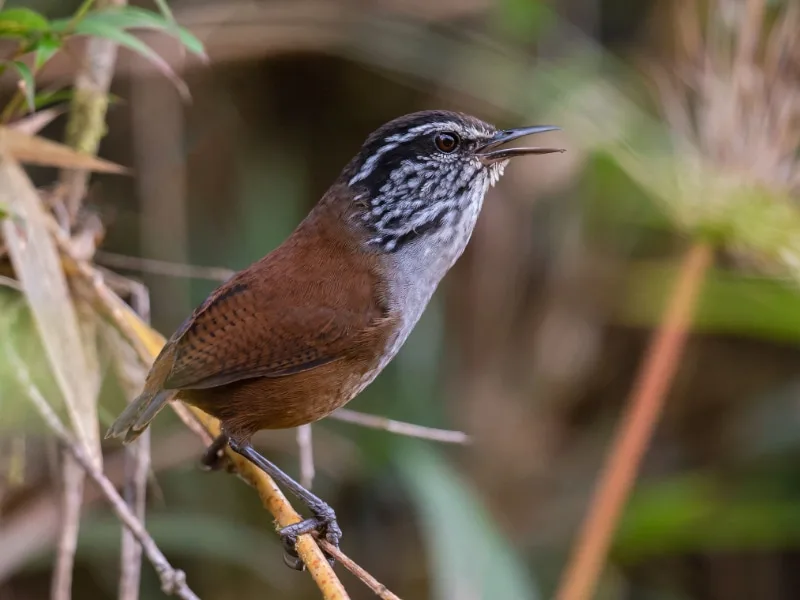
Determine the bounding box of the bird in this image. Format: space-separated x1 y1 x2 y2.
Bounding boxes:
106 109 564 568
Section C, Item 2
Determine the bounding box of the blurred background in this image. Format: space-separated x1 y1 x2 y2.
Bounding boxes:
1 0 800 599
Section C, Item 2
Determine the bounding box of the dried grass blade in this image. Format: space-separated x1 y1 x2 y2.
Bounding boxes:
0 127 128 173
0 149 102 464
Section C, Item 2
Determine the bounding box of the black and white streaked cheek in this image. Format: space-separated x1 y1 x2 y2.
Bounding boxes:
375 164 491 253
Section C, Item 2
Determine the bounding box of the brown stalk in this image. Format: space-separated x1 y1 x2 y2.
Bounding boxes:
555 242 712 600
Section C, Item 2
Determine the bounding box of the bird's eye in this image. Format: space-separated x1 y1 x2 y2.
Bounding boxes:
434 132 459 153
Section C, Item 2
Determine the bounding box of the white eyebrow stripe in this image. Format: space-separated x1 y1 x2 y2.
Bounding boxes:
386 122 489 143
348 120 493 186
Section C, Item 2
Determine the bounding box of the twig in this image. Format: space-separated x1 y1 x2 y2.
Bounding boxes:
95 251 235 282
0 274 22 291
317 539 402 600
59 0 128 222
0 429 206 582
554 243 712 600
6 343 200 600
106 321 152 600
297 424 315 489
330 409 471 445
52 458 84 600
119 433 149 600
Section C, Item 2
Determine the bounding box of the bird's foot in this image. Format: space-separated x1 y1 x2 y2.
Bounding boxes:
279 506 341 570
199 434 234 472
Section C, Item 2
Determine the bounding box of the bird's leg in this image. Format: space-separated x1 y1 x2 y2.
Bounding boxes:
200 433 232 471
226 436 341 569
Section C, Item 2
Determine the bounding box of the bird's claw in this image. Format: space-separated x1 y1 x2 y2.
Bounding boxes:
279 511 341 570
199 435 234 472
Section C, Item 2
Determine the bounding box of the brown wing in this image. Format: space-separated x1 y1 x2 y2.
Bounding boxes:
162 279 371 390
155 197 389 391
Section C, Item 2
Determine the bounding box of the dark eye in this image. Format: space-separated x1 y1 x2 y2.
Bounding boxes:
434 132 459 153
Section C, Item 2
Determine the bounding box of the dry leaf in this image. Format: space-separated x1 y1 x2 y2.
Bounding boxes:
0 148 102 465
0 127 128 174
8 108 67 137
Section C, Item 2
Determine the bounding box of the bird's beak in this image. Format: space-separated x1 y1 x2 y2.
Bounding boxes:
476 126 565 163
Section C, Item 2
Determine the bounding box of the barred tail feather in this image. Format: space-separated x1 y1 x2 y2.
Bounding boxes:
105 389 176 443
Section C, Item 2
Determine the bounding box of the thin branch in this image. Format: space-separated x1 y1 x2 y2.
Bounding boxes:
51 459 84 600
119 433 149 600
95 251 235 282
297 424 315 489
330 409 471 445
6 344 200 600
318 539 402 600
106 322 152 600
0 274 22 291
554 243 712 600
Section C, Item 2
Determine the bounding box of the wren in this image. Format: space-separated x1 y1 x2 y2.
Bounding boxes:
107 110 564 568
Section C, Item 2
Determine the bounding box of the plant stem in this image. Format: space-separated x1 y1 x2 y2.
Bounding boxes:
555 242 712 600
60 0 127 222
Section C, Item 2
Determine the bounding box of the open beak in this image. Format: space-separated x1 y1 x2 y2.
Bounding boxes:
476 125 565 163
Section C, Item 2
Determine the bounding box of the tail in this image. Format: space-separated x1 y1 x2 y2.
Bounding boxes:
105 388 176 443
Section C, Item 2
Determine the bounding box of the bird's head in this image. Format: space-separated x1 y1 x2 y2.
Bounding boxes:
343 110 563 253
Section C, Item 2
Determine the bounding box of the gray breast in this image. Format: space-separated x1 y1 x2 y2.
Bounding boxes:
344 171 490 398
374 176 488 368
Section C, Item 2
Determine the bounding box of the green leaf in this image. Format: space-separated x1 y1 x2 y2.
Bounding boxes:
69 18 189 99
396 441 540 600
618 261 800 343
33 89 74 110
4 60 35 112
494 0 554 41
57 7 205 57
0 8 50 38
32 33 62 70
153 0 176 23
616 473 800 560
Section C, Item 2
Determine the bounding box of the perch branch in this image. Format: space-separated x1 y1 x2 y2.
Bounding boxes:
555 242 712 600
6 343 200 600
